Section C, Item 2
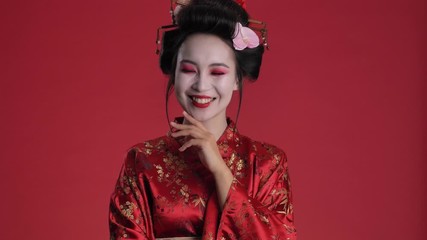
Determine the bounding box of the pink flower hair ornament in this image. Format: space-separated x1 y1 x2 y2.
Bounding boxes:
156 1 268 55
232 22 260 50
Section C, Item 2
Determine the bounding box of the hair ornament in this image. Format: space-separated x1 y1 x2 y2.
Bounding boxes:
233 22 259 50
156 0 269 54
234 0 247 9
170 0 190 24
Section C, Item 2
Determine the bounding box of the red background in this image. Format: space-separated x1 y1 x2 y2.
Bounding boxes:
1 0 426 239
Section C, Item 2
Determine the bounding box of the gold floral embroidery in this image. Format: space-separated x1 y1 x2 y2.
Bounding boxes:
144 148 152 155
272 188 288 196
283 171 289 181
232 201 258 239
205 232 214 240
155 164 165 182
163 151 187 172
218 142 230 154
144 142 153 148
259 213 269 224
120 201 137 220
192 195 206 208
287 203 294 215
155 195 176 214
284 223 297 234
235 157 247 178
273 154 281 166
156 139 166 150
251 144 258 152
118 176 131 195
119 174 138 196
226 128 237 140
179 184 190 203
236 158 245 171
226 152 237 169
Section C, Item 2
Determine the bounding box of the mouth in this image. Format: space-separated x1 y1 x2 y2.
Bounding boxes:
189 95 216 108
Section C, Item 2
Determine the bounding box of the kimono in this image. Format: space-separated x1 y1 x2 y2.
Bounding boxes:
109 119 297 239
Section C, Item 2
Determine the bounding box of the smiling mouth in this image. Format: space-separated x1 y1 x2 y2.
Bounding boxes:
189 95 216 108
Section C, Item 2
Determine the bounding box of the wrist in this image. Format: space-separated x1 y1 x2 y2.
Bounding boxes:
212 163 233 180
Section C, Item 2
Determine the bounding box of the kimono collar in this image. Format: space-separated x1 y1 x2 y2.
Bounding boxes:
168 117 241 157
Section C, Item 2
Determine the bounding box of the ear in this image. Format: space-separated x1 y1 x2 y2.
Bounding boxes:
233 77 239 91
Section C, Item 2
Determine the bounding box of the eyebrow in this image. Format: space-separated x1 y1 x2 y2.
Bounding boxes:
180 59 230 68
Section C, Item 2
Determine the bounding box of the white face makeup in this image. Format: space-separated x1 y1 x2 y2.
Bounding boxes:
174 33 238 125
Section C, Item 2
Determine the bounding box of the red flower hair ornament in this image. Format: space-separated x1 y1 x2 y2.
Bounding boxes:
234 0 247 9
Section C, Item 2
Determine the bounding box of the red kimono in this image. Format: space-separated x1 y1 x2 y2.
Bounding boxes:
109 119 297 239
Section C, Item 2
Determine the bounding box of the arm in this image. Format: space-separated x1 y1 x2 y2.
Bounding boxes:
217 150 297 240
109 149 155 240
212 163 234 210
170 111 233 210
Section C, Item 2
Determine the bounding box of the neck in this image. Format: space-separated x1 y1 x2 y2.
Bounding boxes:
205 117 228 141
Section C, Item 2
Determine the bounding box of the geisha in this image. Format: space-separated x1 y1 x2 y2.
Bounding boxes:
109 0 297 239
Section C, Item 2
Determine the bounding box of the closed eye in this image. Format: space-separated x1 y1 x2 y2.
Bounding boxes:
181 68 196 73
211 71 225 76
180 65 197 74
211 68 228 76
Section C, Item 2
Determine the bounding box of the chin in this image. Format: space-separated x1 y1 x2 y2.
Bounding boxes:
189 109 227 124
186 110 211 122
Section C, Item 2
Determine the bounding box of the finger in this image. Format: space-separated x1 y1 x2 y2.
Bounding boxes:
170 121 193 130
170 120 205 135
179 138 199 152
171 128 204 139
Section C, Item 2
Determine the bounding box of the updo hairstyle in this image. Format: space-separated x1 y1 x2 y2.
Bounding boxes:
160 0 265 123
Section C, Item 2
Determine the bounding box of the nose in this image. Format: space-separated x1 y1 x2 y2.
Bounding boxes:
191 72 211 92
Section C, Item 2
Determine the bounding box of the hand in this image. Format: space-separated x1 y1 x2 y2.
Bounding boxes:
170 111 233 209
170 111 227 174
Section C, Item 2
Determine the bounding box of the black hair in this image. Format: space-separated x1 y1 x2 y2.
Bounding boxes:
159 0 265 125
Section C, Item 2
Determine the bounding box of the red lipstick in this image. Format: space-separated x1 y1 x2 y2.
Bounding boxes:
189 95 214 108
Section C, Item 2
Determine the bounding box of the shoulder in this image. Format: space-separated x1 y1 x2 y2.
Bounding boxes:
238 133 288 167
122 135 173 170
128 135 171 155
239 134 287 158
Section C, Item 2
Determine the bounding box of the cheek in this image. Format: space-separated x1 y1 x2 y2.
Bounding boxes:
217 78 238 96
174 74 191 94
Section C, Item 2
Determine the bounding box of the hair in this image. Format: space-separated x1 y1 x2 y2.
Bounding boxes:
159 0 265 126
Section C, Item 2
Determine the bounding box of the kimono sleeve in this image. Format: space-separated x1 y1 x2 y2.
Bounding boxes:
217 150 297 240
109 148 155 240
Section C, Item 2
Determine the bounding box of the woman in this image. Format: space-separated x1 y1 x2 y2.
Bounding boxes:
109 0 297 239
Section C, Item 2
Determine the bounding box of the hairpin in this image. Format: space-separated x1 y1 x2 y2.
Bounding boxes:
155 0 269 54
156 24 178 55
248 19 269 50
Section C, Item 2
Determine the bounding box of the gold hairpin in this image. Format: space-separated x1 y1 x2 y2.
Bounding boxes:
248 19 269 50
156 24 178 55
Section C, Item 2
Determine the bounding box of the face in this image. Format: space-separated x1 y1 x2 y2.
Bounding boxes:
174 33 238 124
